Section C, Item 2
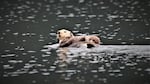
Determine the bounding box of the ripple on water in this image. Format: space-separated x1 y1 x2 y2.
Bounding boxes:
24 63 34 69
98 66 106 72
65 70 76 73
42 54 50 57
3 65 14 69
108 69 121 73
27 50 36 53
8 60 23 64
145 68 150 74
91 70 98 73
49 66 56 71
55 70 64 73
41 72 50 76
15 46 25 51
1 53 16 57
126 62 137 66
29 60 36 63
28 69 38 74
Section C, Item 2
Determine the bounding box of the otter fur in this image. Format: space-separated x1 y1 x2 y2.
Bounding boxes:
57 29 101 48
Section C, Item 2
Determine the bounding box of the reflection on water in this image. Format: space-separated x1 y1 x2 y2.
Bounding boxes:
1 45 150 84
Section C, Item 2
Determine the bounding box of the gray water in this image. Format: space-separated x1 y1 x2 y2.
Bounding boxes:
1 45 150 84
0 0 150 84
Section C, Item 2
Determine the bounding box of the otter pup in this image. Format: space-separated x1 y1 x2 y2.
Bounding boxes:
57 29 101 48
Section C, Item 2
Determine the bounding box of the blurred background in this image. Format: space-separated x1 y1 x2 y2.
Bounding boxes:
0 0 150 47
0 0 150 84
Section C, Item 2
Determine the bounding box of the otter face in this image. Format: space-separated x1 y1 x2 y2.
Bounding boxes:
85 35 101 45
57 29 74 43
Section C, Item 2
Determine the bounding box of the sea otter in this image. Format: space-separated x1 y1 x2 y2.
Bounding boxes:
57 29 101 48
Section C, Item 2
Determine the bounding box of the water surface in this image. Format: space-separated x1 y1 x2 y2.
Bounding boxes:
0 0 150 84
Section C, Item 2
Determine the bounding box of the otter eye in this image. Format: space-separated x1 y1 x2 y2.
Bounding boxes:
57 31 60 34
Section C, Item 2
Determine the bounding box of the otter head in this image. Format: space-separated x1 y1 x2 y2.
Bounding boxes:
57 29 74 43
85 35 101 48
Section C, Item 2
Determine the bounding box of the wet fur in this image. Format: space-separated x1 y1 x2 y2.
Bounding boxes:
57 29 101 48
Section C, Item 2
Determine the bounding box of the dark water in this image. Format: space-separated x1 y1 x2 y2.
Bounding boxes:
0 0 150 84
1 45 150 84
